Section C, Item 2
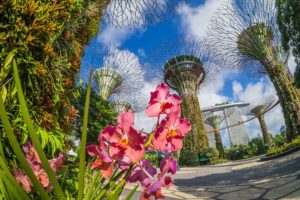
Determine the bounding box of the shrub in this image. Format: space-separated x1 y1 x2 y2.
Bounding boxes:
200 147 219 163
267 136 300 156
179 150 199 167
225 145 252 160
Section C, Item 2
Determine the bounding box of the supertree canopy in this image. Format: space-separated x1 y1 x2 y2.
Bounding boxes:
243 97 276 144
109 92 148 114
160 38 216 153
92 48 145 100
203 111 232 159
103 0 184 28
207 0 300 140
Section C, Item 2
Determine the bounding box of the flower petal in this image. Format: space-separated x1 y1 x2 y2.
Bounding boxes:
118 110 135 134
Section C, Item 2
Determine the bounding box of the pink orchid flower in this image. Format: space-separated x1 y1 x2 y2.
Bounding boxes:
49 153 64 173
159 156 177 179
127 160 157 188
152 108 191 152
101 110 145 163
22 141 41 164
141 176 174 200
86 145 114 179
14 170 32 193
146 83 181 117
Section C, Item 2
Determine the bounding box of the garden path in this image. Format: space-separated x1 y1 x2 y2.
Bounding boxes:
124 151 300 199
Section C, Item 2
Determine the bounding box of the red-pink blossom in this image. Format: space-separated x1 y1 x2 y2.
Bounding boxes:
127 160 157 188
141 176 174 200
146 83 181 117
101 110 145 163
49 153 64 173
86 145 114 179
14 170 32 193
159 156 177 179
152 108 191 152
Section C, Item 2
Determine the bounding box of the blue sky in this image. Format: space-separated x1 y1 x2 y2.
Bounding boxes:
81 0 296 147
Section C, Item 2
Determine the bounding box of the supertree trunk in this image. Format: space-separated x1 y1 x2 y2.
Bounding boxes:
214 129 225 159
265 60 300 140
257 115 272 144
181 94 209 153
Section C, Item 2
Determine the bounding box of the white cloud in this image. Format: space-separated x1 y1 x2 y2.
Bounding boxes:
178 0 226 37
198 70 234 108
97 26 135 47
232 78 285 139
134 81 158 133
288 53 297 74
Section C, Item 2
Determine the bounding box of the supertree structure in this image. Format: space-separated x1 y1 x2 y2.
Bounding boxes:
109 92 148 114
243 98 276 144
92 48 145 100
160 38 216 153
103 0 184 28
203 111 232 159
207 0 300 140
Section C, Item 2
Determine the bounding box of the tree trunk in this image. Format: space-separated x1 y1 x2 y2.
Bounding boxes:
266 62 300 141
181 94 208 154
214 129 225 159
257 115 272 144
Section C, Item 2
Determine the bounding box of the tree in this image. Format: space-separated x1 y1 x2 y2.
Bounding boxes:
276 0 300 88
207 0 300 140
72 85 117 145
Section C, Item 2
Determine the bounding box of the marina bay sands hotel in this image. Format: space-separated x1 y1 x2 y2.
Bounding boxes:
202 102 250 147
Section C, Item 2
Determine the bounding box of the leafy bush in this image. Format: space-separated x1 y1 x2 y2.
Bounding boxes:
200 147 219 163
143 151 159 167
273 132 287 147
179 150 199 167
267 136 300 156
225 145 252 160
248 137 269 155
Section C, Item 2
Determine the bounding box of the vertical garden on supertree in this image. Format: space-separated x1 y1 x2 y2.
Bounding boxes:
0 0 110 155
160 38 215 153
243 98 276 145
91 47 145 100
207 0 300 140
203 111 231 159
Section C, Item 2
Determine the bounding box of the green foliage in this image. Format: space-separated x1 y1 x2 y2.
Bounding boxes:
143 151 159 167
179 150 199 167
273 131 287 147
72 85 117 145
0 65 136 199
248 137 269 155
225 145 252 160
267 136 300 156
0 0 110 157
199 147 219 163
276 0 300 88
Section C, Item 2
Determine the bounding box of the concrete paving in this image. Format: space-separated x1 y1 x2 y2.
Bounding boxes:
123 151 300 200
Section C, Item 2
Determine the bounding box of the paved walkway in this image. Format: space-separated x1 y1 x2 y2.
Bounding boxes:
124 151 300 200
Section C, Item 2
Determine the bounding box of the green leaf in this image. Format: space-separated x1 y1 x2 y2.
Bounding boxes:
125 184 139 200
1 86 7 103
13 60 64 199
0 92 51 199
78 70 93 199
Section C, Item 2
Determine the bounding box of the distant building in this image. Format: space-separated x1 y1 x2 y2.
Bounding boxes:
202 102 250 146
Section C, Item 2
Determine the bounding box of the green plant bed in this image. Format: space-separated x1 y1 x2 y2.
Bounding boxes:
179 150 199 167
266 136 300 156
209 159 230 165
